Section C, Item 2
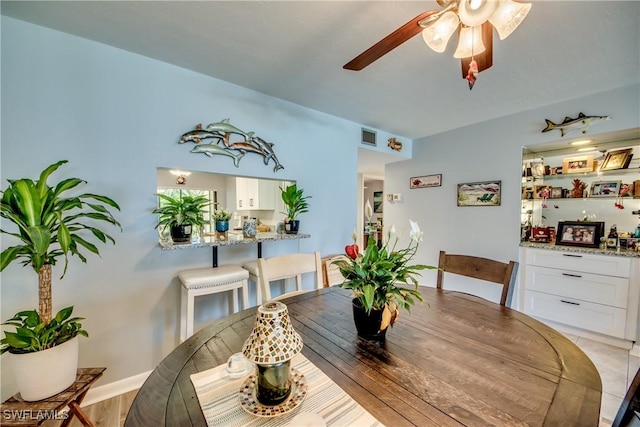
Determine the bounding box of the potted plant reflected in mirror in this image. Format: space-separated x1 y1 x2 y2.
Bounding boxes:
280 184 311 235
0 160 121 401
153 193 209 243
213 208 232 232
333 222 436 341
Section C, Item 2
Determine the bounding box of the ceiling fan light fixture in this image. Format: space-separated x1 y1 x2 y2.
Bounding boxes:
454 25 486 58
488 0 532 40
421 11 460 53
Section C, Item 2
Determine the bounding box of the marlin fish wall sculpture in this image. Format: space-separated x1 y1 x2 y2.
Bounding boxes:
178 119 284 171
541 113 611 137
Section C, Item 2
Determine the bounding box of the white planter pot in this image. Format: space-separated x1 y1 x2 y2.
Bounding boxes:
9 336 79 401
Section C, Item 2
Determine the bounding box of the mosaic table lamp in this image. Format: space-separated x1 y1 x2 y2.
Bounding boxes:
242 301 303 405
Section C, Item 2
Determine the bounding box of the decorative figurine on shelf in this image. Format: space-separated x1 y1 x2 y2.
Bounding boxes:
539 187 550 209
571 179 587 199
615 184 630 209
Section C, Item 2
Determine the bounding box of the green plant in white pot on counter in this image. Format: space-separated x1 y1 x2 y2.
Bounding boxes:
0 160 121 401
280 184 311 234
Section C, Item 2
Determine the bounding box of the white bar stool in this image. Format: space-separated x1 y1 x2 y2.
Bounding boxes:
178 265 249 342
241 261 262 306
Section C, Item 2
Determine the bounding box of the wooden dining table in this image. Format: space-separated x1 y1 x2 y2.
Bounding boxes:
125 286 602 426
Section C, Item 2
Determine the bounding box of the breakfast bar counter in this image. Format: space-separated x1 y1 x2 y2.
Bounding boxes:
159 232 311 266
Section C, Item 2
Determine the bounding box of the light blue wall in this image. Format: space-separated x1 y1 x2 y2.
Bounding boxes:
0 17 405 396
385 83 640 312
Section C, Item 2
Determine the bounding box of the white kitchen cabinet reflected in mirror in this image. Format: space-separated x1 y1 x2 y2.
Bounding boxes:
156 167 294 235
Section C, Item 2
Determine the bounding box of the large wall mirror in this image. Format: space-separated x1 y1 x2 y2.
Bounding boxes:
156 168 294 236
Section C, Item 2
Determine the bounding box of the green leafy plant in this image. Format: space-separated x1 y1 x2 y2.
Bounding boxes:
1 307 87 354
0 160 121 352
152 193 210 231
334 221 436 326
213 208 232 222
279 184 311 220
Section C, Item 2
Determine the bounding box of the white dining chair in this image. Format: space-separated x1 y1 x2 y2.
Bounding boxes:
257 252 322 301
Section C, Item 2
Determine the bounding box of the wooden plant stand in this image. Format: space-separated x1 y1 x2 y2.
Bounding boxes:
1 367 105 426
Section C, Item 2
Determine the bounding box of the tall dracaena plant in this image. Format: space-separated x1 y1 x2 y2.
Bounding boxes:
0 160 121 324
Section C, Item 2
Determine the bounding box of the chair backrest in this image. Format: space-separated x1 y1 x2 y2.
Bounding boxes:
436 250 518 306
258 252 322 301
321 255 348 287
612 367 640 427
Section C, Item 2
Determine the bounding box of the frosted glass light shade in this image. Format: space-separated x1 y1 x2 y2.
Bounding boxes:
488 0 532 40
454 25 486 58
421 11 460 53
458 0 498 27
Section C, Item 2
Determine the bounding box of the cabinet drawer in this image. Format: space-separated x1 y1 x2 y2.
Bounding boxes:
526 266 629 308
524 290 627 339
526 249 631 277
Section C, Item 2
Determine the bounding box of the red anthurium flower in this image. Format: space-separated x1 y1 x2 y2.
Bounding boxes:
345 244 359 260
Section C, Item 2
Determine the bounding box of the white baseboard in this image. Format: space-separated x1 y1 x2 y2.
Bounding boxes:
631 343 640 358
81 370 152 407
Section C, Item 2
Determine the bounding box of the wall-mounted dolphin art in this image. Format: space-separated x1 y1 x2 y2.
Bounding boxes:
178 119 284 172
541 112 611 137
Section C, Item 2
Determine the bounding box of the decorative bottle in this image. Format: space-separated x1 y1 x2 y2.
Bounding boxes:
606 225 618 249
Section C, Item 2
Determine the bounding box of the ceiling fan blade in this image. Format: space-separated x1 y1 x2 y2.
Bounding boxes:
460 21 493 77
344 10 439 71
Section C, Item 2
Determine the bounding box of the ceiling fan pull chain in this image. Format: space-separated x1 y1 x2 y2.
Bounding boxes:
466 26 479 90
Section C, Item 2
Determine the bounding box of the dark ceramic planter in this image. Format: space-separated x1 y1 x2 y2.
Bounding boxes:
170 224 192 243
284 220 300 235
352 298 388 341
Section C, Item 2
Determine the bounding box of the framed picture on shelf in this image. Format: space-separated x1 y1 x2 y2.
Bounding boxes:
562 155 594 174
533 184 552 199
590 180 621 197
522 187 534 200
457 180 501 206
600 148 633 171
550 187 563 198
555 221 605 248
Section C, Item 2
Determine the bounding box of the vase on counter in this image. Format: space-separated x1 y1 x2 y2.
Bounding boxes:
215 220 229 232
284 219 300 235
243 219 257 238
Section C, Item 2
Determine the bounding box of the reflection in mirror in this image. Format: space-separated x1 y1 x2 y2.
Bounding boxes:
156 168 294 237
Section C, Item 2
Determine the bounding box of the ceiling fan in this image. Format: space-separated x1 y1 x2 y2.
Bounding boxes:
343 0 531 87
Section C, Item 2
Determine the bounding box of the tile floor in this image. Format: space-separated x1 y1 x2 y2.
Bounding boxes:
563 333 640 427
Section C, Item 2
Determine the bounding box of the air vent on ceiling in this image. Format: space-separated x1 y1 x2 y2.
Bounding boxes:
361 128 377 146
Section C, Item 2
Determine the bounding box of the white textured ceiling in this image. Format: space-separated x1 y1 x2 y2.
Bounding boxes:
2 1 639 176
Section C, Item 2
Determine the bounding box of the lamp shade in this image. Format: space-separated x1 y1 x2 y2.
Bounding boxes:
457 0 498 27
488 0 532 40
454 25 486 58
421 11 460 53
242 301 303 365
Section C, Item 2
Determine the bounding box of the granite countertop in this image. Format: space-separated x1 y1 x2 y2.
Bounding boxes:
159 232 311 250
520 241 640 258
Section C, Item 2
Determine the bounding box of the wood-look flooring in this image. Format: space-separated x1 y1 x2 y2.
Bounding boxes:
41 389 138 427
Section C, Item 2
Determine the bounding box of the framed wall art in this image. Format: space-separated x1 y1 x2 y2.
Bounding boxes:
555 221 605 248
600 148 633 171
590 180 621 197
457 180 501 207
410 174 442 189
373 191 383 213
562 155 594 174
